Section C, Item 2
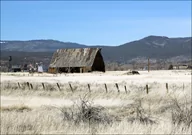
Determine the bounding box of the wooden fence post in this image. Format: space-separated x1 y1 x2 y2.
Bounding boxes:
18 82 21 89
69 83 73 92
115 83 120 93
88 84 91 92
146 84 149 94
26 82 30 90
42 83 45 90
104 83 108 93
30 83 33 89
56 83 61 91
166 83 168 93
124 86 127 94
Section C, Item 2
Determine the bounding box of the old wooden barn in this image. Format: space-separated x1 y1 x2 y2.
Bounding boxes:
48 48 105 73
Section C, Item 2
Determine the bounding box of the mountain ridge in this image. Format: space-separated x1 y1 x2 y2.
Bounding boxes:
1 35 191 62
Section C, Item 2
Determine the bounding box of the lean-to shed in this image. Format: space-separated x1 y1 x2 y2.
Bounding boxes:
48 48 105 73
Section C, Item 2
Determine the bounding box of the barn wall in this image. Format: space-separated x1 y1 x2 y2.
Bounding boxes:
49 67 92 73
48 67 57 73
58 67 83 73
82 67 92 72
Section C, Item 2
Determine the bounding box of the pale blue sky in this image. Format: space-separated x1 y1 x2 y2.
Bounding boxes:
1 1 191 45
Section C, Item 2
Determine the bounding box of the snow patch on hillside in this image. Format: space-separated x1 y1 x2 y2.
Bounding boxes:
152 41 166 47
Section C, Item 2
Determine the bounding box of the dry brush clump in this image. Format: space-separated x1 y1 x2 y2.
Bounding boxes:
54 94 114 125
171 97 192 128
126 99 158 125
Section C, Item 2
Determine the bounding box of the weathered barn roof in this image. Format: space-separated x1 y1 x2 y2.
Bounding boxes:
49 48 102 68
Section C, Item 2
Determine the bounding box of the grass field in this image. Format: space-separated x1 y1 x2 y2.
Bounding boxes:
1 70 191 134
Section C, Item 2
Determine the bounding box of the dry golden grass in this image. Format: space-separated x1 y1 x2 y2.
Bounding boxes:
1 70 191 134
1 100 191 134
1 87 191 134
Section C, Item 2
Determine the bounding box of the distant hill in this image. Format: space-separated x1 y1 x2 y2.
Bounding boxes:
1 36 191 63
100 36 191 62
0 39 86 52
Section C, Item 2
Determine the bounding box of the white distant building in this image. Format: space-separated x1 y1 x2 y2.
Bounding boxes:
38 65 43 73
173 65 189 70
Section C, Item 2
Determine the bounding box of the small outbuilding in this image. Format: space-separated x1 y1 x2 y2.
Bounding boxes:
48 48 105 73
12 65 21 72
